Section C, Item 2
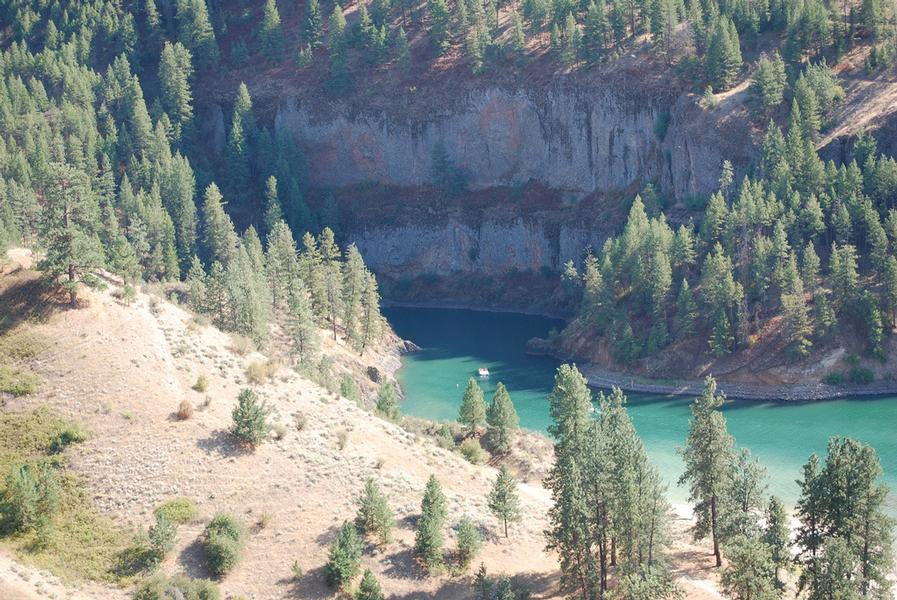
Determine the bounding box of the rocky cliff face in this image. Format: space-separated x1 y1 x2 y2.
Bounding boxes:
264 84 754 284
274 85 753 198
275 87 670 195
351 217 606 277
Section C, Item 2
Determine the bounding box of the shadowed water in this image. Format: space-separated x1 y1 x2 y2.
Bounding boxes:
384 306 897 509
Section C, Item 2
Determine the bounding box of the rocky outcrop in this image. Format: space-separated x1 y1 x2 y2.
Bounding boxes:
276 87 676 195
351 217 607 276
274 85 755 199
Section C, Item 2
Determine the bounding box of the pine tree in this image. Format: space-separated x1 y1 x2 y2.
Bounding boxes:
458 378 486 433
781 278 813 358
510 9 526 55
259 180 283 235
415 475 447 570
748 53 786 118
201 183 238 266
677 278 698 337
266 220 298 313
679 375 735 567
796 438 895 599
544 364 595 599
205 260 230 325
829 242 859 314
158 42 194 136
175 0 219 69
160 152 198 272
299 232 327 319
486 383 519 454
225 112 250 209
562 14 582 65
488 465 522 538
794 75 822 139
395 27 411 71
226 243 269 344
428 0 451 55
359 270 382 353
325 521 362 589
231 388 272 448
720 534 779 600
706 16 742 91
313 230 339 328
342 244 366 350
455 517 482 570
763 496 791 591
305 0 323 46
584 0 609 60
355 478 394 545
259 0 285 60
38 163 104 307
287 281 318 364
356 570 384 600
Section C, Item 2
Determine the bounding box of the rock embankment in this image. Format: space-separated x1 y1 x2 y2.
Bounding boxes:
578 363 897 401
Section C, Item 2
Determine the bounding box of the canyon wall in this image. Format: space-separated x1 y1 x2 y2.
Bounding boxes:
350 218 606 277
275 88 662 195
261 85 753 279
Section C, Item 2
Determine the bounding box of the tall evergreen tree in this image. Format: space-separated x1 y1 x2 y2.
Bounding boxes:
544 364 595 599
325 521 362 589
259 0 285 60
486 383 519 454
488 465 522 538
355 478 394 545
415 475 448 570
38 163 104 306
679 375 735 567
201 183 238 266
458 378 487 433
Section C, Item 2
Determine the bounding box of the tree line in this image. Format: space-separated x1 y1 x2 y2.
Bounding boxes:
0 0 385 358
544 366 893 600
561 90 897 369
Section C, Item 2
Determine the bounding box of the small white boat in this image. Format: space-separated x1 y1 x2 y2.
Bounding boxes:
478 367 490 377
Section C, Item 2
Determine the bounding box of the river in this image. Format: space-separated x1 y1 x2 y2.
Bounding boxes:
383 306 897 510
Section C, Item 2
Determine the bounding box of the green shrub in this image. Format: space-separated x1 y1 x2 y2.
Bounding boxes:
0 365 39 396
848 367 874 384
231 388 272 448
459 438 486 464
325 521 362 589
376 381 400 420
155 497 198 525
339 375 361 405
48 425 88 453
2 461 60 537
454 517 482 570
203 513 244 576
822 372 844 385
290 559 303 580
147 513 177 568
133 574 221 600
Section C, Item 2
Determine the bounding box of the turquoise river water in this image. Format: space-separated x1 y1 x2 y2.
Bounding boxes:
383 306 897 510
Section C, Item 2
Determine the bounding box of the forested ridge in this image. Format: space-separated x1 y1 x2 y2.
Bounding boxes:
0 0 388 358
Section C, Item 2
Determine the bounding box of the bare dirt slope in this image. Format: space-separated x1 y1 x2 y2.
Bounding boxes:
1 248 722 599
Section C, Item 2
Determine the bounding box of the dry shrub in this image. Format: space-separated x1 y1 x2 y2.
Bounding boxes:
192 374 208 392
273 423 287 440
294 413 307 431
246 359 280 385
177 399 193 420
230 335 255 356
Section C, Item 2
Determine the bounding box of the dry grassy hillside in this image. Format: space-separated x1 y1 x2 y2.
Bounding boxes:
0 248 723 599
